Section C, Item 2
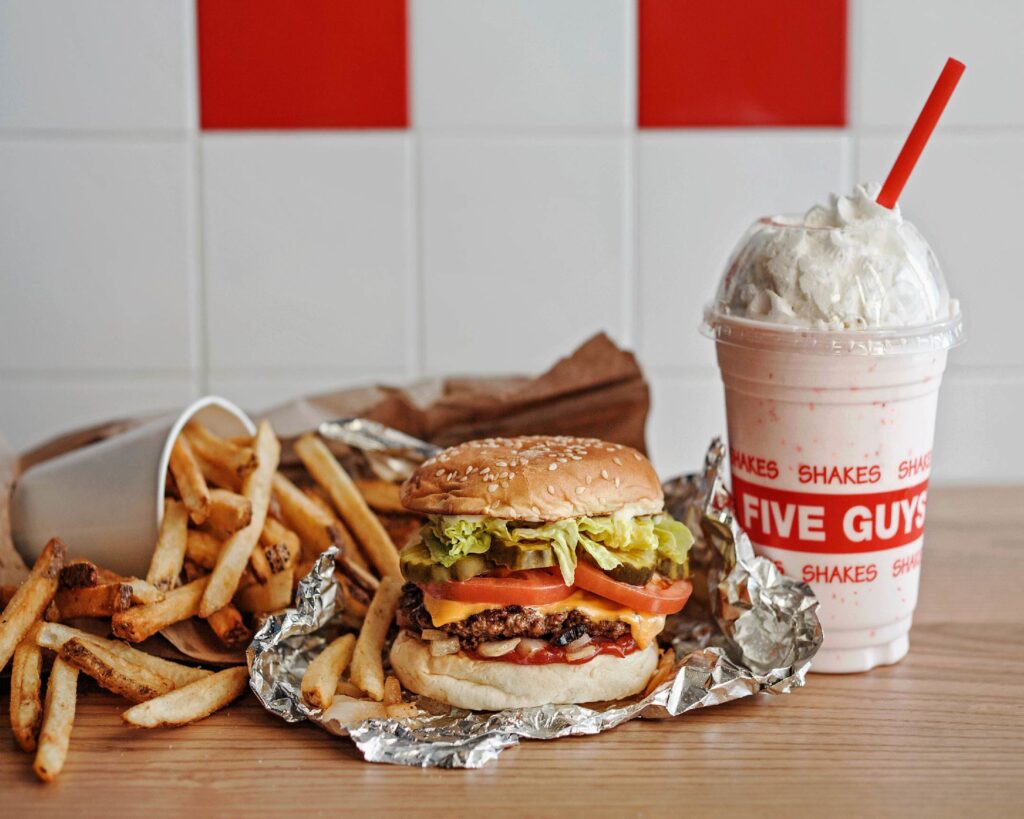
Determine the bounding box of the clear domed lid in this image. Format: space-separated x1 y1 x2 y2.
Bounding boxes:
702 200 962 355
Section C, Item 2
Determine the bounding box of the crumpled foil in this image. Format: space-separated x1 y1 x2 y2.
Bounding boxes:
248 437 822 768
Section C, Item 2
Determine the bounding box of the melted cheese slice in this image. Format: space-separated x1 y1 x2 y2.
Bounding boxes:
421 590 666 650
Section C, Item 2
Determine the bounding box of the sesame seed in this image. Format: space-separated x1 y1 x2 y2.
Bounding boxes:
633 452 643 461
500 471 508 478
435 468 445 476
488 484 498 493
501 480 509 488
531 506 541 517
558 458 567 464
613 457 623 466
601 469 609 480
547 485 555 495
466 465 475 474
585 475 592 485
549 463 558 471
575 486 586 495
496 461 507 467
614 477 621 488
481 467 490 474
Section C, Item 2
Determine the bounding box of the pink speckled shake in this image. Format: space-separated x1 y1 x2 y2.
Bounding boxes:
703 192 962 672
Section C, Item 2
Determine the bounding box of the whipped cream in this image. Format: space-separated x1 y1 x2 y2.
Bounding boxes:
716 183 955 329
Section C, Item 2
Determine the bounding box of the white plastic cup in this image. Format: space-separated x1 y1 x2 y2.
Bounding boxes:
703 217 963 673
11 396 254 578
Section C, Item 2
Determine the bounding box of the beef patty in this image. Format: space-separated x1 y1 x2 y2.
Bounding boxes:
398 583 630 650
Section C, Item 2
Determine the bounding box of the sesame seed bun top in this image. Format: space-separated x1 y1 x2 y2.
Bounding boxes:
400 435 664 521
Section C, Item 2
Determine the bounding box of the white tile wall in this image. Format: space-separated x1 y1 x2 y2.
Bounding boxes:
0 138 196 372
1 1 1021 484
637 132 850 373
857 133 1024 370
201 133 415 378
0 377 195 455
0 0 195 132
412 0 634 129
420 136 630 374
853 0 1024 128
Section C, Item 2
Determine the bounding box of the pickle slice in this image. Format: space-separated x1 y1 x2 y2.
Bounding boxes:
606 558 655 586
399 540 493 584
657 557 688 581
488 539 556 571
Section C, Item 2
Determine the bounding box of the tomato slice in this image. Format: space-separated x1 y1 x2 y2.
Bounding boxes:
573 560 692 615
422 568 573 606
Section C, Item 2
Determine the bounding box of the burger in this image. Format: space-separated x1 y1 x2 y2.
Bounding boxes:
389 435 694 711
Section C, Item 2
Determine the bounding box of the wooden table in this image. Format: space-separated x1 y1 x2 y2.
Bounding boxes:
4 487 1023 817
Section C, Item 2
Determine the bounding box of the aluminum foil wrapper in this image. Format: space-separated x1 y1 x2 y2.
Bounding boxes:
248 437 822 768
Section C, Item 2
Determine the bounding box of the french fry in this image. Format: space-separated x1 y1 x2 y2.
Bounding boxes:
182 560 208 583
354 479 406 514
383 675 402 706
233 569 293 614
300 633 356 711
169 436 211 524
300 486 371 571
10 638 44 751
334 678 365 698
0 537 65 672
262 541 296 575
206 488 253 535
121 666 250 729
196 453 241 492
184 421 257 478
53 582 132 619
59 638 174 703
349 577 402 701
200 421 280 617
147 498 189 590
248 541 275 584
337 552 380 594
205 604 252 648
260 517 301 564
59 560 100 590
33 657 78 782
94 568 165 605
35 622 210 688
111 576 209 643
186 529 223 571
321 695 387 725
125 579 165 606
272 472 360 563
386 702 419 720
295 435 401 579
643 647 678 697
335 573 369 622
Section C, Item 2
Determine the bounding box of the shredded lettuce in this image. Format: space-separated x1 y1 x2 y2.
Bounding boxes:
422 511 694 585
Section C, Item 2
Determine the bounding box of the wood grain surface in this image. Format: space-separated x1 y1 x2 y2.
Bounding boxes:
4 487 1023 817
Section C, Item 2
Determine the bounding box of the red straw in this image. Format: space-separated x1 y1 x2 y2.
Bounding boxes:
876 58 965 209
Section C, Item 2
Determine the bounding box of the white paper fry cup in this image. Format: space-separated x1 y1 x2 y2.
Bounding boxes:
11 396 254 578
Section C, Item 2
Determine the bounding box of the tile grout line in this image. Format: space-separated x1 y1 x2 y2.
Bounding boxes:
408 130 425 379
623 0 639 350
184 0 209 398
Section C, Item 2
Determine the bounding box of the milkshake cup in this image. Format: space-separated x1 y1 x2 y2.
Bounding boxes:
702 185 962 673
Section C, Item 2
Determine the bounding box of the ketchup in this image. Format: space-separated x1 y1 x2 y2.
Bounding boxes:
466 635 638 666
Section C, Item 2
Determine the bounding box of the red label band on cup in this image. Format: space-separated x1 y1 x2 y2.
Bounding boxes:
731 475 929 554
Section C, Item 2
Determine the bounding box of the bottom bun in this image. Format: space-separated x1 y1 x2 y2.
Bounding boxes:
389 631 658 711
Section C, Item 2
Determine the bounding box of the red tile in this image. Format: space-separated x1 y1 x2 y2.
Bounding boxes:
639 0 846 128
198 0 407 129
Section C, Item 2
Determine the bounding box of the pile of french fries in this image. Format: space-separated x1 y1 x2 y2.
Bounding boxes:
1 419 423 781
